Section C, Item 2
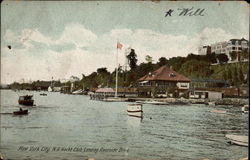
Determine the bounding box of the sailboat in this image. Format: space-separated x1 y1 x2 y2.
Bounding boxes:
48 77 53 92
48 86 52 92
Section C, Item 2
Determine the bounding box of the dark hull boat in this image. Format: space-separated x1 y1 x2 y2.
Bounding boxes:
18 95 34 106
13 110 28 115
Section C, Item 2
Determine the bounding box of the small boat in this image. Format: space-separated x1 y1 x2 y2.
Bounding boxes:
48 86 53 92
72 89 83 95
40 93 47 96
13 109 28 115
205 102 215 106
143 100 169 105
241 105 249 113
127 104 143 118
225 134 248 147
135 100 146 104
18 95 34 106
210 110 227 114
103 97 128 102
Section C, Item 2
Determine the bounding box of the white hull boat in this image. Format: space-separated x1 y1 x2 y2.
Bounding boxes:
103 98 128 102
143 100 169 105
127 104 143 118
207 102 215 106
241 105 249 113
136 100 168 105
48 86 53 92
226 134 248 147
72 89 83 95
210 110 227 114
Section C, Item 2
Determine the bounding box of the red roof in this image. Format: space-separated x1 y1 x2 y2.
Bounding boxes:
139 66 191 82
95 88 115 93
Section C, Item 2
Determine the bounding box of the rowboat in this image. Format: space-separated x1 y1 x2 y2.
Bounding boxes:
206 102 215 106
127 104 143 118
18 95 34 106
13 109 28 115
136 100 169 105
210 110 227 114
72 89 83 95
241 105 249 113
226 134 248 147
144 100 169 105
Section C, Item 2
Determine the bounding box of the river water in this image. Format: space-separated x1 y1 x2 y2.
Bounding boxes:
0 90 248 160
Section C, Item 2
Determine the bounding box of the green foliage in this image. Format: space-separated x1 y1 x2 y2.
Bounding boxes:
233 66 239 86
158 57 168 67
207 53 217 64
216 54 229 64
229 51 237 61
167 56 186 71
238 66 244 84
145 55 153 63
222 69 228 81
241 49 249 60
227 68 233 85
97 67 108 75
178 60 212 78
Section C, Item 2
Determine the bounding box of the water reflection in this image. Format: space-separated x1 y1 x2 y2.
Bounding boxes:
127 116 142 127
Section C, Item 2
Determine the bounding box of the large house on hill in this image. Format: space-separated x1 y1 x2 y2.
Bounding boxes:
138 66 191 97
198 38 249 62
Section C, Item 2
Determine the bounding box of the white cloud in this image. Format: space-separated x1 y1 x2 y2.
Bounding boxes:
55 23 97 48
1 23 248 84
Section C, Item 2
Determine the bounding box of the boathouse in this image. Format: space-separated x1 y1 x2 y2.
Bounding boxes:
138 65 191 98
90 87 138 100
189 90 223 100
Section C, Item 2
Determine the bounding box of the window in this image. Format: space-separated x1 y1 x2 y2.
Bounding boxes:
169 73 176 77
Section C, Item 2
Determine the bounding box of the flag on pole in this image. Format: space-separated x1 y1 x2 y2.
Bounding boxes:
117 42 123 49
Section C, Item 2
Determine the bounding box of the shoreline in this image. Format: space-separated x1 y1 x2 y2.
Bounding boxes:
1 89 248 106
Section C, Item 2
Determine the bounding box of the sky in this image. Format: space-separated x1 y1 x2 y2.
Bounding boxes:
1 1 249 84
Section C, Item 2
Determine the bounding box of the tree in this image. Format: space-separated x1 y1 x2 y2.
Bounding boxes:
145 55 153 63
241 49 249 60
216 54 229 64
227 69 233 85
222 69 228 81
178 60 212 78
238 66 244 85
233 67 239 86
187 53 199 60
206 52 217 64
158 57 168 67
97 67 108 75
229 51 237 61
126 49 138 70
168 56 186 71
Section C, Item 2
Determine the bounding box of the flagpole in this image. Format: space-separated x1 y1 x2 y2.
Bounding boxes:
115 43 118 98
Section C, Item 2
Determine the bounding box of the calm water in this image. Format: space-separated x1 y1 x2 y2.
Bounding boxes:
0 90 248 160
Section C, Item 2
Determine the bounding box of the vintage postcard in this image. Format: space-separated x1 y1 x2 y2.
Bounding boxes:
0 1 249 160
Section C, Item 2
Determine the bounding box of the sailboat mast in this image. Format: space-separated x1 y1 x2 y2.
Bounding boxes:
115 47 118 98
